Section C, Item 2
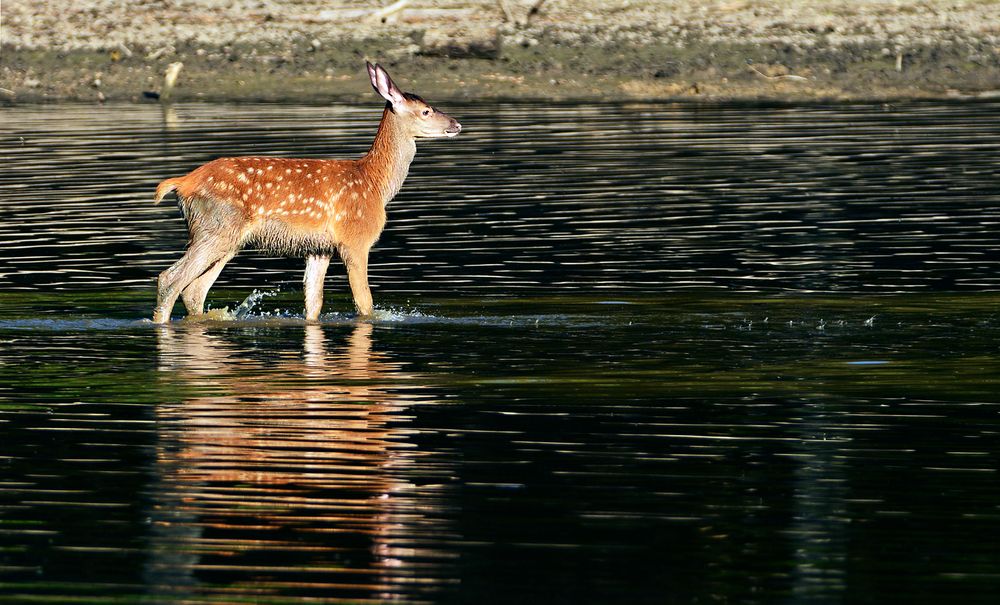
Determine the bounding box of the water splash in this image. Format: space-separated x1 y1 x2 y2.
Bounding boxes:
368 306 431 322
231 289 279 320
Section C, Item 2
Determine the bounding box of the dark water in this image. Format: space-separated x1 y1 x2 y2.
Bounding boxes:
1 101 1000 603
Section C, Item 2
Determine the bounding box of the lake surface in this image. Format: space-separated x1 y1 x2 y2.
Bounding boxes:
1 100 1000 603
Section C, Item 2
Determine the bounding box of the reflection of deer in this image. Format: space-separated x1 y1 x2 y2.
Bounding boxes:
146 323 453 601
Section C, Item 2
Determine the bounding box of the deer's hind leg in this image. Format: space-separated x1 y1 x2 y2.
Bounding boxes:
154 203 243 324
181 251 236 316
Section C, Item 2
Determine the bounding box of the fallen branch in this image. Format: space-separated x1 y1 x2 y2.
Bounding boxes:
746 60 809 82
499 0 548 26
371 0 410 22
525 0 547 25
497 0 515 23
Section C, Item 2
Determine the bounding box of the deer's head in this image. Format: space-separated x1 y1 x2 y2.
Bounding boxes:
366 62 462 139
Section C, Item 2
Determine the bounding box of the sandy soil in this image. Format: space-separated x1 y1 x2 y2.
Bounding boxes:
2 0 999 103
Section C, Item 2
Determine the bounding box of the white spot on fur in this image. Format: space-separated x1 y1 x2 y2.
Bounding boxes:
237 173 248 183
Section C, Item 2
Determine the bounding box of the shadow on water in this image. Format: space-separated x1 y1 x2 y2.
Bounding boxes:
2 101 1000 603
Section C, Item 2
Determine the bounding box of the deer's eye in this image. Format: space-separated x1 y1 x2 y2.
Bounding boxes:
421 109 431 117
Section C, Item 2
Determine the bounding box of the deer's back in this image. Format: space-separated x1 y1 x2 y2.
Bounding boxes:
175 156 388 255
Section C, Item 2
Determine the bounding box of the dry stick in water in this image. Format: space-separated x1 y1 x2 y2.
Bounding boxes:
160 62 183 102
151 62 462 323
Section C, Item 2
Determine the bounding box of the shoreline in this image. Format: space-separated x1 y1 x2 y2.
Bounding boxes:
3 1 999 105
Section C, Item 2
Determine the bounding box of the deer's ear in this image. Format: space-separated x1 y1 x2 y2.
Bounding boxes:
371 63 405 106
366 61 379 91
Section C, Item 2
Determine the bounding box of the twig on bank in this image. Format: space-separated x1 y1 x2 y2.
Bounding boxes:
526 0 548 24
371 0 411 23
497 0 516 23
499 0 548 26
746 60 809 82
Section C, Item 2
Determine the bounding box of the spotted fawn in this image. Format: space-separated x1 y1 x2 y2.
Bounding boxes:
152 62 461 323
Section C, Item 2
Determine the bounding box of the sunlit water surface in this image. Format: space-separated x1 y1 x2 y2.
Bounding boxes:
1 101 1000 603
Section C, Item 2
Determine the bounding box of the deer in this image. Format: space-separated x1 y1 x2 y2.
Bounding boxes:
151 62 461 324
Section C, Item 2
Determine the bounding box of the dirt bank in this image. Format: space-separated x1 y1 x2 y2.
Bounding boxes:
3 0 1000 104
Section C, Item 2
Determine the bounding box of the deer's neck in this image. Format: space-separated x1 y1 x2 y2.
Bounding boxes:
359 105 417 205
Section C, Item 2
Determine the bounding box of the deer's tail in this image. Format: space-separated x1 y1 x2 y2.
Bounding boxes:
154 177 185 204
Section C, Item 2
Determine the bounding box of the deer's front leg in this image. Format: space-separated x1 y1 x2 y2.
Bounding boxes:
341 246 373 317
303 254 331 321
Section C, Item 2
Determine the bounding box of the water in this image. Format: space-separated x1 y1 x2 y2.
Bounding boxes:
2 100 1000 603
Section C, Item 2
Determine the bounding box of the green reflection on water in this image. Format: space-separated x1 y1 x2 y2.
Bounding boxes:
2 290 997 404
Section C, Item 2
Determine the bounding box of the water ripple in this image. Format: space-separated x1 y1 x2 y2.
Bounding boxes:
3 101 1000 297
